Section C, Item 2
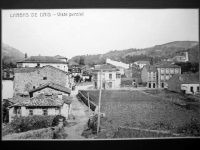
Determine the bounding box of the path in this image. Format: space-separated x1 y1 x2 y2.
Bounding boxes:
64 84 93 139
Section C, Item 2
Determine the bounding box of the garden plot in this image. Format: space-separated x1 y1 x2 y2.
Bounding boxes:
80 90 200 132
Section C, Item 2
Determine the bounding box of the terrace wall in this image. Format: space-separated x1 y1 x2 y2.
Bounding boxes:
2 126 60 140
77 91 98 111
115 126 180 138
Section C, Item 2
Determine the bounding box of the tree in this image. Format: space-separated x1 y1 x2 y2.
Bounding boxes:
25 53 28 59
79 56 85 65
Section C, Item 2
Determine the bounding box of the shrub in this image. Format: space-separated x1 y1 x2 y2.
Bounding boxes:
176 117 200 136
52 115 67 127
2 115 55 136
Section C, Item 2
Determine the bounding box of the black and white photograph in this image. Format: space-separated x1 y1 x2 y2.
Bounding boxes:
1 8 199 140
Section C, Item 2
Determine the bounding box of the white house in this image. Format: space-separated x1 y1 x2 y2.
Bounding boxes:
181 84 199 94
16 55 68 72
133 61 150 69
92 64 121 89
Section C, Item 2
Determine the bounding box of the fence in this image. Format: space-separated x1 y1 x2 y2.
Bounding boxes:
115 126 180 138
76 90 98 111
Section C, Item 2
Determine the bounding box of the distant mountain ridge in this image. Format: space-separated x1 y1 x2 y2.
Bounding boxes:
2 43 25 64
69 41 199 65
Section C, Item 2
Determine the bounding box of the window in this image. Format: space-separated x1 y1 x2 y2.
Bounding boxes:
43 109 48 115
166 68 169 74
43 77 47 80
29 110 33 116
161 68 164 74
197 86 199 92
161 83 164 88
109 82 112 88
175 68 179 74
116 74 120 78
161 75 164 80
190 87 194 93
13 107 17 114
33 86 35 89
95 82 97 89
109 74 112 79
153 83 156 88
170 69 174 74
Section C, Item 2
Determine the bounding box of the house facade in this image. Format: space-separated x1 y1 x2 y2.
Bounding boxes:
133 61 150 69
92 64 121 89
13 65 70 95
16 55 68 72
8 93 72 122
167 73 199 94
155 63 181 88
141 65 157 88
2 79 14 99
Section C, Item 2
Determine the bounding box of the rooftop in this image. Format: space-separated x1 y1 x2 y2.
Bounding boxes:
17 56 68 64
11 93 64 107
14 65 69 75
93 64 118 71
143 65 157 72
155 62 181 68
29 82 71 94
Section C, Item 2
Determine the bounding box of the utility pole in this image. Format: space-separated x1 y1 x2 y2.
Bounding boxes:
97 69 102 134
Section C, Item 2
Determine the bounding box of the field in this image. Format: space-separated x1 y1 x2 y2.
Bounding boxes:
80 90 200 132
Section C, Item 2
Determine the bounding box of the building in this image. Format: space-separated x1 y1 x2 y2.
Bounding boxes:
16 55 68 72
106 58 129 69
8 93 72 122
171 51 189 62
141 65 157 88
155 62 181 88
167 73 199 94
69 64 82 76
92 64 121 89
133 61 150 69
13 65 70 95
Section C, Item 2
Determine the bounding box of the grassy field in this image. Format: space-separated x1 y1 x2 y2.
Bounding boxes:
80 90 200 132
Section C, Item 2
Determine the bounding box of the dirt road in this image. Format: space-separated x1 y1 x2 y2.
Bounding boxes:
64 84 93 139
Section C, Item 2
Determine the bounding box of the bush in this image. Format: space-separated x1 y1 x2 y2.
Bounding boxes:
176 117 200 136
2 115 55 136
52 115 67 127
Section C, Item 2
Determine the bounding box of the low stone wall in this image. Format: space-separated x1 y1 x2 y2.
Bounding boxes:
2 126 60 140
115 126 180 138
77 91 98 111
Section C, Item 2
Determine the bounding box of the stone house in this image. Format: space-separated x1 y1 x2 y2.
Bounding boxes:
155 62 181 88
13 65 70 95
167 73 199 94
8 93 72 123
92 64 121 89
141 65 157 88
16 55 68 72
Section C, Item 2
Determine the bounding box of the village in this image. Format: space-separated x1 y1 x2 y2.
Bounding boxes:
2 50 200 139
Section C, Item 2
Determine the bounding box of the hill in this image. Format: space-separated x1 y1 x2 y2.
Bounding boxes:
69 41 199 65
2 43 25 64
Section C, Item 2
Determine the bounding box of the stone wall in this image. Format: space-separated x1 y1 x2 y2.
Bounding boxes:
14 66 68 95
2 126 60 140
115 126 180 138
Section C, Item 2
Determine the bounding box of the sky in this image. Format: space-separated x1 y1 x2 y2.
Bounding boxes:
2 9 199 59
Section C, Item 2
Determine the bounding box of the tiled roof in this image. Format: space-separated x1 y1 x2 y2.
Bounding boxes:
155 62 181 68
29 82 71 94
7 95 30 104
14 65 69 75
180 73 199 84
93 64 117 71
17 56 68 64
167 73 199 85
12 93 64 107
54 55 68 59
14 67 37 73
144 65 157 72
